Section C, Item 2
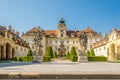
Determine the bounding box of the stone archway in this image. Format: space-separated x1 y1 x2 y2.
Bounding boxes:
1 46 4 59
6 43 11 60
58 43 66 57
109 43 115 60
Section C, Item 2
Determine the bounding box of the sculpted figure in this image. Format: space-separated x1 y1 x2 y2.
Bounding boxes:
34 33 43 56
79 32 88 55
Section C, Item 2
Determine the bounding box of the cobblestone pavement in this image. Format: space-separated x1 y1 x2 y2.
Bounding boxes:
0 61 120 74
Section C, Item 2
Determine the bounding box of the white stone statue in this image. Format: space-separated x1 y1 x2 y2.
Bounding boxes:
78 32 88 62
33 32 43 62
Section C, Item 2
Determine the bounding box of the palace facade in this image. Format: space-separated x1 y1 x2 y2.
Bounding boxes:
22 18 101 57
93 28 120 61
0 26 30 60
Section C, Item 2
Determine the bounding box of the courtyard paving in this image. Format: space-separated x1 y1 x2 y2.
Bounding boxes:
0 60 120 75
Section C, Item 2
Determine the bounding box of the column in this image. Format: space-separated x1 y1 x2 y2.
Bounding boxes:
4 44 6 59
0 45 1 59
115 45 118 60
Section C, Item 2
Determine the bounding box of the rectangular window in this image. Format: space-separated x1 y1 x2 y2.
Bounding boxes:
61 34 63 37
21 48 22 51
67 41 69 44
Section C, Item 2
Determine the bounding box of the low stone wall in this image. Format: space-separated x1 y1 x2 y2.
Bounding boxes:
1 73 120 79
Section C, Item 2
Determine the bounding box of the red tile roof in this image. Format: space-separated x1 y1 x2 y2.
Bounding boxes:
27 27 41 33
85 27 93 32
25 27 100 37
44 30 58 36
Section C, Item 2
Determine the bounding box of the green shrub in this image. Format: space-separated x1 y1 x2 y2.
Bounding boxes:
14 57 17 61
87 51 90 57
90 49 95 56
71 55 78 62
88 56 107 61
87 49 95 57
14 56 33 62
70 46 78 61
27 56 33 61
66 52 70 59
45 46 53 58
43 56 51 62
27 49 33 56
53 51 57 58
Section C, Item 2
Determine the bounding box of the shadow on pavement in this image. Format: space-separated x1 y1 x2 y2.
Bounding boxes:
0 61 40 68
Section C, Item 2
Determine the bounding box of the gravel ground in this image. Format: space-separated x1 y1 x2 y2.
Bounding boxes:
0 61 120 74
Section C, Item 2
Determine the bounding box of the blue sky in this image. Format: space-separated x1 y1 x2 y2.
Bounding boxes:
0 0 120 36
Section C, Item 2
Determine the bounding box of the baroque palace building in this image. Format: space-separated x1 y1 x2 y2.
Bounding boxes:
93 28 120 61
0 26 30 60
22 18 101 57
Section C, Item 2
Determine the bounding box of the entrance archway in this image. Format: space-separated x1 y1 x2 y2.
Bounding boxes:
58 43 66 57
1 46 4 59
110 43 115 60
6 43 11 60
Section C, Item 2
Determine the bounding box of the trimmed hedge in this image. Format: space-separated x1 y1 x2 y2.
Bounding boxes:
14 56 33 62
53 51 57 58
71 55 78 62
43 56 51 62
88 56 107 61
66 52 70 59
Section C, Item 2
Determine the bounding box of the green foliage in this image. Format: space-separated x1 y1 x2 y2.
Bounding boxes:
14 56 33 62
45 46 53 58
70 46 77 57
43 56 51 62
87 51 90 57
70 46 78 62
71 55 78 62
90 49 95 56
66 52 70 59
53 51 57 58
88 56 107 61
27 49 33 56
87 49 95 57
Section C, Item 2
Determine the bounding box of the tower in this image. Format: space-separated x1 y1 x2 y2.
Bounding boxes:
57 18 67 38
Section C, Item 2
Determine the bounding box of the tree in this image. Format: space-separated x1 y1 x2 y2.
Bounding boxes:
70 46 77 59
90 49 95 56
45 46 53 58
27 49 32 56
53 51 57 58
87 50 90 57
66 51 70 59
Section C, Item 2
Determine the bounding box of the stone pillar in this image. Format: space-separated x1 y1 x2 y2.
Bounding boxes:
115 45 118 60
0 45 1 59
78 50 88 62
10 48 12 59
4 45 6 59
